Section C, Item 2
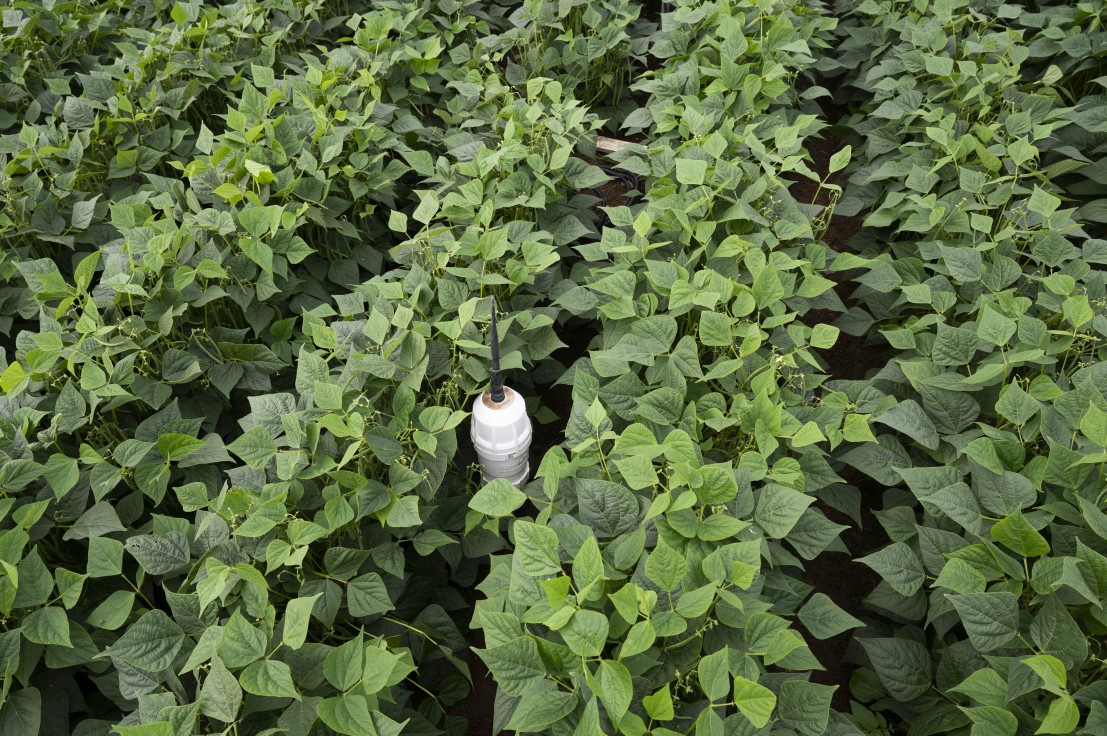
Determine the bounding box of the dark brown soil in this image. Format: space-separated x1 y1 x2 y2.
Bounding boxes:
803 305 871 382
821 203 863 255
445 578 500 735
789 120 890 710
529 319 596 463
596 178 631 209
801 470 888 710
793 129 869 382
787 133 841 209
446 624 498 735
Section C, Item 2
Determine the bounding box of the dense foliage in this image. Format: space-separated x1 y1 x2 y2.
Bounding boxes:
0 0 1105 735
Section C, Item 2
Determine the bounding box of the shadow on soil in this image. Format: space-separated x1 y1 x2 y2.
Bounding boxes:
787 108 895 712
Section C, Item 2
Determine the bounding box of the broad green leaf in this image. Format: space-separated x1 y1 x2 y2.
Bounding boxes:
227 426 278 469
777 680 835 736
797 593 864 639
752 267 785 309
199 657 242 724
476 637 545 696
1028 187 1061 218
575 479 640 538
859 638 931 701
1020 654 1066 695
412 191 439 225
699 311 734 347
960 705 1017 736
100 610 185 671
388 210 408 233
218 610 267 668
561 610 609 658
934 558 987 594
996 383 1039 425
674 158 707 185
732 676 776 727
939 246 983 283
991 511 1050 557
42 454 79 499
347 573 394 617
87 590 135 631
64 502 126 541
240 659 299 699
950 669 1007 708
317 694 376 736
0 688 40 736
643 685 674 721
281 593 320 650
842 413 878 443
22 606 71 647
1036 693 1079 734
324 634 364 691
963 438 1005 475
156 433 206 461
1078 498 1107 541
1081 404 1107 446
645 539 686 592
513 522 562 577
470 478 527 517
829 145 851 173
698 648 731 701
755 486 814 538
1030 596 1088 669
506 685 577 732
618 620 655 659
949 593 1020 652
384 496 421 528
874 400 940 450
594 659 632 725
857 543 925 596
572 535 604 597
125 532 190 575
791 421 826 448
977 307 1016 346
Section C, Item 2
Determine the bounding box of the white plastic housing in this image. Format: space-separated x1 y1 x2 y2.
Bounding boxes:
471 386 532 488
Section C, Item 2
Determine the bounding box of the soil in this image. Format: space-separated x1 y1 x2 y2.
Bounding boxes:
596 178 631 209
446 644 497 734
528 318 597 463
786 116 892 710
800 472 889 710
445 587 499 735
790 124 872 382
786 133 840 209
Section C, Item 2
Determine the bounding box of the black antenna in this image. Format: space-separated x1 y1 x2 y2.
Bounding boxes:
489 296 505 403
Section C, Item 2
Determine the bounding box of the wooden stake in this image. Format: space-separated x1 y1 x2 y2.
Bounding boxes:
596 136 636 153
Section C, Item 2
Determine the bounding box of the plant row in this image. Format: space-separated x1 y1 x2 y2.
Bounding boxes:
820 0 1107 733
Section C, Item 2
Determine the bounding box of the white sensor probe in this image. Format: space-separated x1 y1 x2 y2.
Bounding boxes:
470 298 533 488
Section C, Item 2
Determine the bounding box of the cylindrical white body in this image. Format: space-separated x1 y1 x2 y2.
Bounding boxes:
471 386 532 488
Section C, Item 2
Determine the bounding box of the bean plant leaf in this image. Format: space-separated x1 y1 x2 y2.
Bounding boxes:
470 478 527 517
949 593 1020 653
732 676 776 727
857 543 925 596
798 593 864 639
